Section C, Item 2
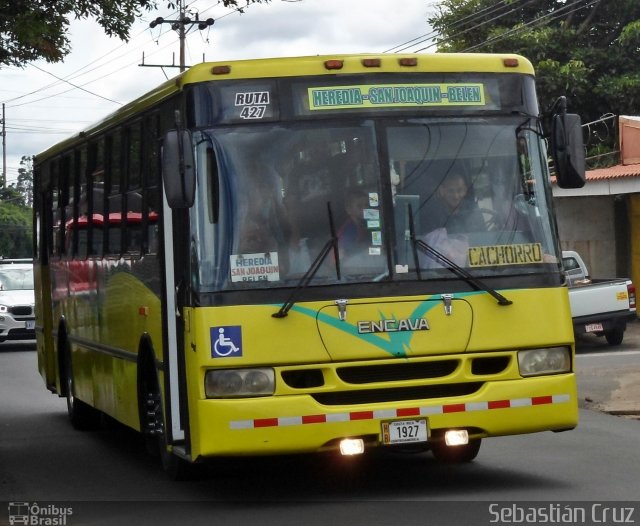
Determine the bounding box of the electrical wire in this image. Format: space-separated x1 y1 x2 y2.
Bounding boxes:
459 0 601 52
384 0 511 53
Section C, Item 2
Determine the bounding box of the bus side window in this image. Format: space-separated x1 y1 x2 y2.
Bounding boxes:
106 130 124 256
144 112 161 255
75 147 88 259
61 154 74 258
87 140 105 257
51 160 61 257
125 121 143 255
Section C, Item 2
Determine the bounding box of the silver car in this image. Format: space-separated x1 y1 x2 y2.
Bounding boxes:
0 262 35 343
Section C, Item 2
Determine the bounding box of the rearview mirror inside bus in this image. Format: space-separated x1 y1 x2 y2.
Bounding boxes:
162 129 196 208
551 113 586 189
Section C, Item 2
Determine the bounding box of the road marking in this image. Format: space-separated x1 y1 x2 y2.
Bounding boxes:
576 350 640 358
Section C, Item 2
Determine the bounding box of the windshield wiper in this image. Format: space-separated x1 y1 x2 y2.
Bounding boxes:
273 202 341 318
408 204 512 306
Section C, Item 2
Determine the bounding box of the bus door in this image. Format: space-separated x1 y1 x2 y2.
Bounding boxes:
160 190 188 445
159 124 199 453
34 185 57 391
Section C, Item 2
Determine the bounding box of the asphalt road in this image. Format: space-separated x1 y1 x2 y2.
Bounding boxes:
575 318 640 418
1 339 639 526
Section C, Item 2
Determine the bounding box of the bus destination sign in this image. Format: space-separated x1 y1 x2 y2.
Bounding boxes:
308 83 485 110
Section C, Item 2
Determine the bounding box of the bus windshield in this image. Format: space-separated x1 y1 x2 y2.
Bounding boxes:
191 115 558 292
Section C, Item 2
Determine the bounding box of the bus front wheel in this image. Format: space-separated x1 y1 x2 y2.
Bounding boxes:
140 376 193 480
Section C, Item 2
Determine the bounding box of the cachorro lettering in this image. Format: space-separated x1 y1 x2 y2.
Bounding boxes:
468 243 543 267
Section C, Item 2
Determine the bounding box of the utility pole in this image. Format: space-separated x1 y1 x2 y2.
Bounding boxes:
144 0 214 72
1 103 6 189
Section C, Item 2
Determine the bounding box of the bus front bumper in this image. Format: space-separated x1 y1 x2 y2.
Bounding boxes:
190 374 578 459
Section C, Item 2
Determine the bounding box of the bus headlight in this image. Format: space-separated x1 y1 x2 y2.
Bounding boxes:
205 368 275 398
517 347 571 377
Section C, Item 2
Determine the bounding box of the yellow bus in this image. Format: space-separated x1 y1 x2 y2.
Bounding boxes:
33 53 586 477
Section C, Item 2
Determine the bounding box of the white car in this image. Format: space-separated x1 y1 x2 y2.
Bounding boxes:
0 262 35 343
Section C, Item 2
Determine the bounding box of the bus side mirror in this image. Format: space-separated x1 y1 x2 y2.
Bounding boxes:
551 113 586 189
162 129 196 208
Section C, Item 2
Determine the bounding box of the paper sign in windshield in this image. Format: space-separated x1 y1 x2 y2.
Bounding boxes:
468 243 543 267
308 83 485 110
230 252 280 282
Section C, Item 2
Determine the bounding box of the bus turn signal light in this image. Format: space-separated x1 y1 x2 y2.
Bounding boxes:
361 58 381 67
398 57 418 67
211 65 231 75
324 59 344 70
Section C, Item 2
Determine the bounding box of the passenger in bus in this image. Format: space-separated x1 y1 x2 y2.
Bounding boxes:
337 189 370 257
283 142 336 249
420 172 486 267
422 171 486 235
237 161 291 260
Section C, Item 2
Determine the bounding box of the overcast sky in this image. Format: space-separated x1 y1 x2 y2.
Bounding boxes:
0 0 435 185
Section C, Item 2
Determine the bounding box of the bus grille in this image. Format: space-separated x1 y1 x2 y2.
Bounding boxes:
311 382 483 406
336 360 459 384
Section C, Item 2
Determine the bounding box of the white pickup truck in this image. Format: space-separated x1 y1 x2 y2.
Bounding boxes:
562 250 637 345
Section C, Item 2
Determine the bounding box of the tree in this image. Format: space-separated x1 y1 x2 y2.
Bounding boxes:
428 0 640 129
0 0 271 68
15 155 33 208
0 198 31 258
0 155 32 258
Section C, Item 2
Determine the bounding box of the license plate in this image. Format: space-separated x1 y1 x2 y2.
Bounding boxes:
25 320 35 330
585 322 603 333
381 419 428 445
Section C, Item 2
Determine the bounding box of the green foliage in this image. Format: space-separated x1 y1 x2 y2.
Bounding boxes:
0 0 271 67
0 155 33 258
0 201 31 259
15 155 33 208
428 0 640 124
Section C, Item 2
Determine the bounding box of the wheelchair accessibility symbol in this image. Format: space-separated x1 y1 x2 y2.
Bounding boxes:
211 326 242 358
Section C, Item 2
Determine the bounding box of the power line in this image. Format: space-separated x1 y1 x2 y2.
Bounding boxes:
384 0 509 53
412 0 540 53
460 0 601 52
28 63 123 105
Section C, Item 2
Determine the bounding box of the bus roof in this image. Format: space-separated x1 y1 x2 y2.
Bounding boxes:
35 53 533 161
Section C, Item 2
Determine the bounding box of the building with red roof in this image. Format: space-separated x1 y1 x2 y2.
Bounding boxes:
553 116 640 288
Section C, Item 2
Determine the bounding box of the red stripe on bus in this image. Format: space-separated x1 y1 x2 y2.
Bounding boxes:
397 407 421 417
302 414 327 424
532 396 553 405
350 411 374 420
488 399 511 409
254 418 279 428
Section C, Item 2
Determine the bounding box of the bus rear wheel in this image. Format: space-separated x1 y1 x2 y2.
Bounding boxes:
63 342 100 430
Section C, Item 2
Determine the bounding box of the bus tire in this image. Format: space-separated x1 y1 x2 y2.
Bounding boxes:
430 438 481 463
138 358 193 480
62 339 101 431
